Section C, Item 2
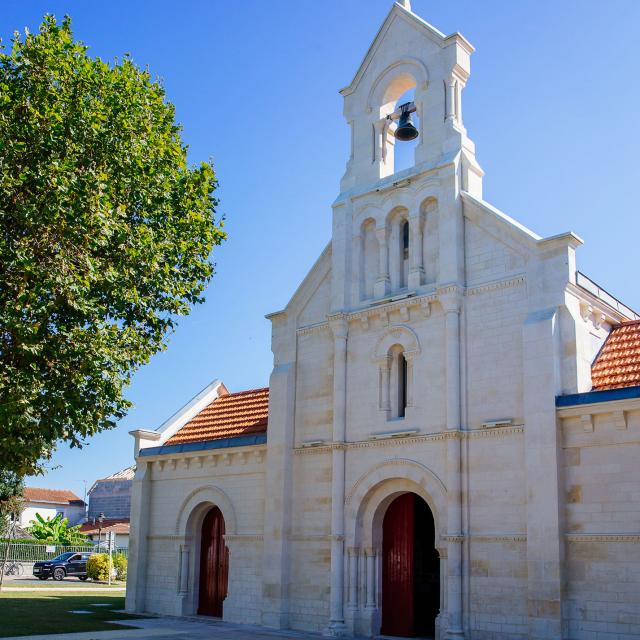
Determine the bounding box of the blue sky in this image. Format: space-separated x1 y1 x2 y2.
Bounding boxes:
2 0 638 500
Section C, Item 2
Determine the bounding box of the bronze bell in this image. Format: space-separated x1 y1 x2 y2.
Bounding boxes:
394 103 419 141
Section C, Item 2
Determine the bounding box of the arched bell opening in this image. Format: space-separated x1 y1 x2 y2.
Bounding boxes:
381 492 440 637
392 85 420 174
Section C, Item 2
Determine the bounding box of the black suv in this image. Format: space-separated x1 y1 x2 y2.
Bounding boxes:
33 552 93 581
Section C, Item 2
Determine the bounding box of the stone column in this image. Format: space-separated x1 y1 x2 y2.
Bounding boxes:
326 316 349 637
178 544 190 595
379 355 391 414
523 308 564 638
365 548 377 609
125 461 151 613
374 226 390 298
347 547 359 609
408 215 424 289
404 351 416 409
261 355 296 629
445 77 457 124
441 292 464 639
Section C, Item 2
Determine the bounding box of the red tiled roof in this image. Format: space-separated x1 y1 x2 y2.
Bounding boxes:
592 320 640 390
24 487 85 506
79 518 130 536
166 387 269 445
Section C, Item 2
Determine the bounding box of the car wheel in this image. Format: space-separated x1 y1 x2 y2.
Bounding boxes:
53 568 65 581
38 576 48 580
78 576 88 581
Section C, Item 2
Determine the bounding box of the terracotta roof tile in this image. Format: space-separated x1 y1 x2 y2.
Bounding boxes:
79 518 130 535
592 320 640 390
24 487 85 506
166 387 269 446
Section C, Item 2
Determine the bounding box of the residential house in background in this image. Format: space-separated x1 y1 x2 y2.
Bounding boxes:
79 465 135 549
79 517 130 549
20 488 86 529
87 466 135 520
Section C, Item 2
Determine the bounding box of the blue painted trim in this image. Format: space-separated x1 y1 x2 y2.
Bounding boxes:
139 433 267 457
556 386 640 407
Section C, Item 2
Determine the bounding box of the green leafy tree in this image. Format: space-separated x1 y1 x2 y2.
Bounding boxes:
0 471 24 537
28 512 87 544
0 16 225 475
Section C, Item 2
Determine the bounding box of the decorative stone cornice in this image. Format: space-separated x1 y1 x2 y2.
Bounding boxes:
566 534 640 542
470 534 527 542
224 534 264 542
443 535 464 543
557 397 640 418
293 426 524 455
295 275 527 337
297 321 330 336
466 274 526 296
151 445 267 471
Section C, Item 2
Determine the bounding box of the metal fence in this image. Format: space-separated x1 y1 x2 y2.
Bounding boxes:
0 542 128 563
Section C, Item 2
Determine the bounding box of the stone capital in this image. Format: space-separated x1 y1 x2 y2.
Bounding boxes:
437 285 463 314
328 313 348 340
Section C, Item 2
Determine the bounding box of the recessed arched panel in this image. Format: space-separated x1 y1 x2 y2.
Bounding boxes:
373 325 421 362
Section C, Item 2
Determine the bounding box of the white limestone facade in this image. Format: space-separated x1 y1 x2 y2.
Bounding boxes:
126 3 640 639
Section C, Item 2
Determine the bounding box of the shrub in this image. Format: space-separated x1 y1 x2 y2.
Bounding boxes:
86 553 110 581
112 553 127 581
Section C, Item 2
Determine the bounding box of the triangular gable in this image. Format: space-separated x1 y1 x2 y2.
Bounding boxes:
130 378 229 451
267 242 332 322
340 2 472 97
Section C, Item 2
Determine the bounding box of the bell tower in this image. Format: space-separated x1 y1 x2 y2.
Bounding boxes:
329 1 484 314
338 1 482 195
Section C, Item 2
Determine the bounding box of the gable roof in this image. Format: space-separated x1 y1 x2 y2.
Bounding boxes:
592 320 640 391
24 487 85 507
340 2 472 97
165 387 269 446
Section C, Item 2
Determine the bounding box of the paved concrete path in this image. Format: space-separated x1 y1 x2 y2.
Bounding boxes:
3 617 326 640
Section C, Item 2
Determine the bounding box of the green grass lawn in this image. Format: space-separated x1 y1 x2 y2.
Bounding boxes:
0 592 144 637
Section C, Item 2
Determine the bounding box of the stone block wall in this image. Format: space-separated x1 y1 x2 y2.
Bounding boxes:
560 403 640 638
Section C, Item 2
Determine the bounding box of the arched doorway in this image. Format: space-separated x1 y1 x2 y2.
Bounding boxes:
197 506 228 617
381 493 439 637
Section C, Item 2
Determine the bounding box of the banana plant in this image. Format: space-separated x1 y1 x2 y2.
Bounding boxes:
28 513 87 544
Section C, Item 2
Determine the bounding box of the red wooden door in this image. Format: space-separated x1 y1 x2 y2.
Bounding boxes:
198 507 228 617
382 493 415 636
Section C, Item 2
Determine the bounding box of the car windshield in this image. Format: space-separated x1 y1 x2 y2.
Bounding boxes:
51 552 75 562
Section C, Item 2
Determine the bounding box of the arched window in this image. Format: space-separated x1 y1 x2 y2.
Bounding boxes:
374 326 419 421
389 344 408 419
388 209 409 292
402 219 410 289
398 351 408 418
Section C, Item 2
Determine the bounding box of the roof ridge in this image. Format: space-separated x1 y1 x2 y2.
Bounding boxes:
614 319 640 327
219 387 269 398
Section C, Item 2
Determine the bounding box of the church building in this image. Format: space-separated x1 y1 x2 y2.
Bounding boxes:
126 3 640 638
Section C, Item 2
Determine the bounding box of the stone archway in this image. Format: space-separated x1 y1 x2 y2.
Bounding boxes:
381 492 440 637
174 485 237 617
197 506 228 617
345 460 447 638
